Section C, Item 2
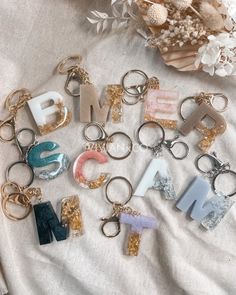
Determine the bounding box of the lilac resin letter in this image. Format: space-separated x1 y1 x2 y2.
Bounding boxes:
120 213 158 256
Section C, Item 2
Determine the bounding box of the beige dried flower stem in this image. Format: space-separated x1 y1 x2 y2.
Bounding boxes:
143 0 202 19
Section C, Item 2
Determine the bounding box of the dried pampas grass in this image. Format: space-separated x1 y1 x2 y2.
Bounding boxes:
200 2 224 31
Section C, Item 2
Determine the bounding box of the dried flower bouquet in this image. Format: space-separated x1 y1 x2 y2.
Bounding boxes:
87 0 236 77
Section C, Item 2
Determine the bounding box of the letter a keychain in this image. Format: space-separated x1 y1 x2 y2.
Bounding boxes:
134 121 189 200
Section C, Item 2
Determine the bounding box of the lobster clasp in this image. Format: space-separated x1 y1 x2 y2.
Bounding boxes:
163 135 189 160
195 152 230 177
100 215 121 238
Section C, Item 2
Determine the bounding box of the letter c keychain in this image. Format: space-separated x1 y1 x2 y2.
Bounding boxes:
73 123 133 189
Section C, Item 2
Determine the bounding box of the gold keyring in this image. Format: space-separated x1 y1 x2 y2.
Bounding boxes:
210 93 229 113
1 181 21 198
105 132 133 160
5 88 31 112
1 193 32 221
0 119 16 142
105 176 133 205
57 55 83 74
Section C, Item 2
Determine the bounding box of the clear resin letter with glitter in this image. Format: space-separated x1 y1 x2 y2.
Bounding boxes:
134 158 176 200
176 176 234 230
61 196 84 237
120 213 158 256
27 91 71 135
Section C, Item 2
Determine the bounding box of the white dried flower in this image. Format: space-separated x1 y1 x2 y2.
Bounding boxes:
147 4 168 26
221 0 236 22
169 0 192 10
200 2 224 31
195 33 236 76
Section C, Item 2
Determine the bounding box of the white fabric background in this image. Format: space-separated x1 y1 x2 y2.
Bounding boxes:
0 1 236 295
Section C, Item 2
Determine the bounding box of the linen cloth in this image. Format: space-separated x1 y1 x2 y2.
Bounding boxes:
0 1 236 294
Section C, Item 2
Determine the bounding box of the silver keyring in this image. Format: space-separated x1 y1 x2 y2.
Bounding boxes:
105 132 133 160
212 170 236 197
15 128 37 159
121 69 149 105
179 96 195 121
210 93 229 113
83 122 107 142
105 176 133 205
136 121 165 151
6 161 34 188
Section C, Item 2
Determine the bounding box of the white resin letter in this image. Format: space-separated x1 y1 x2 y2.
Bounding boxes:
27 91 71 135
134 158 176 200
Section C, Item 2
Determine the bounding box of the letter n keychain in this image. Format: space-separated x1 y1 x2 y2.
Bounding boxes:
101 176 158 256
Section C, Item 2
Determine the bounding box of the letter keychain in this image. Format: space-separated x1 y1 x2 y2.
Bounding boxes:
100 176 158 256
73 123 133 189
57 55 124 123
179 92 228 152
31 195 84 245
176 152 236 230
134 121 189 199
6 128 70 181
122 70 178 129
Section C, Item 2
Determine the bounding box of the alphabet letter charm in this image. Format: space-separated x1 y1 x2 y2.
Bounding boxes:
120 213 158 256
27 141 70 180
176 176 234 230
61 196 84 237
134 158 176 200
27 91 71 135
73 150 110 189
179 102 226 152
144 86 178 130
34 201 68 245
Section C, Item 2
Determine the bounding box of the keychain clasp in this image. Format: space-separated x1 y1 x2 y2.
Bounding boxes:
15 128 37 160
100 214 121 238
195 152 230 178
137 121 189 160
84 123 133 160
163 135 189 160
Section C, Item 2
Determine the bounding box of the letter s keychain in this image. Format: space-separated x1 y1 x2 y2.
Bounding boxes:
6 128 70 181
134 121 189 200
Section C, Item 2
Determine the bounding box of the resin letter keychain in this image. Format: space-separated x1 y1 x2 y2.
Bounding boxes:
61 196 84 237
134 121 189 200
176 152 236 230
6 128 70 181
100 176 158 256
73 123 133 189
179 93 228 152
57 55 124 123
